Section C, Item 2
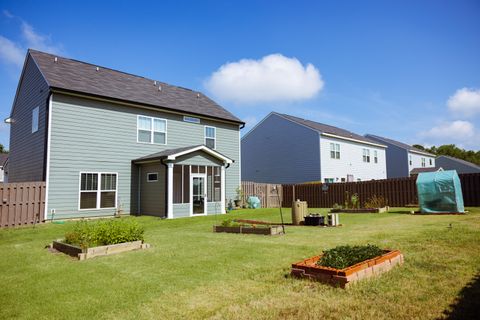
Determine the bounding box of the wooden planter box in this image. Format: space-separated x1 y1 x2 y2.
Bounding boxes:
51 240 150 260
213 225 283 235
330 206 389 214
291 249 403 288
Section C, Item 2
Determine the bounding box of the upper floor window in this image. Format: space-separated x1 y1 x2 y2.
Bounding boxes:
429 158 432 166
374 150 378 163
330 143 340 159
421 157 426 167
363 149 370 162
137 115 167 144
205 126 216 149
409 155 412 166
32 106 39 133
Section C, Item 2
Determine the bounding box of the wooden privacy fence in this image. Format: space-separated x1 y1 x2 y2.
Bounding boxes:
242 181 283 208
281 173 480 208
0 182 46 228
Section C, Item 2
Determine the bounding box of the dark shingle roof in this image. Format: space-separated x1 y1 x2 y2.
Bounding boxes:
365 134 435 156
436 155 480 169
410 167 442 174
277 113 383 146
29 49 243 124
132 145 232 163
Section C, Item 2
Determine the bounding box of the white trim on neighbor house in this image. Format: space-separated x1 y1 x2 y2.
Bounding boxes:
77 172 118 211
321 133 387 148
165 145 233 164
136 115 167 145
146 172 158 182
409 149 436 157
44 94 53 220
167 163 174 219
220 165 226 214
190 173 207 217
204 125 216 149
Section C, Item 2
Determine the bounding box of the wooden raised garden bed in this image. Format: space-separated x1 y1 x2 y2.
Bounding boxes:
213 225 283 235
51 240 150 260
291 249 403 288
330 206 389 214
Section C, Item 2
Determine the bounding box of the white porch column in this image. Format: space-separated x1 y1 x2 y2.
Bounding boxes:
220 164 226 214
167 162 174 219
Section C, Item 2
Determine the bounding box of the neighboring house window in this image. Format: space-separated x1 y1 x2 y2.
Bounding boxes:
147 172 158 182
32 106 39 133
374 150 378 163
184 116 200 124
79 172 117 210
421 157 426 167
324 178 334 183
330 143 340 159
363 149 370 163
205 126 216 149
429 158 432 166
409 155 412 166
137 115 167 144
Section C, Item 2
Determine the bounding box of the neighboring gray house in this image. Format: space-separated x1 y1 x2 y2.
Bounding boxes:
242 112 387 184
6 49 243 220
0 153 8 182
365 134 436 178
435 156 480 174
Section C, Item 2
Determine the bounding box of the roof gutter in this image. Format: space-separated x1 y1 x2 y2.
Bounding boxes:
321 132 388 148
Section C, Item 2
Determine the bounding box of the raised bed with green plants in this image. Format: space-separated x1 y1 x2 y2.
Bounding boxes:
51 218 149 260
213 219 283 235
291 244 403 288
330 193 389 213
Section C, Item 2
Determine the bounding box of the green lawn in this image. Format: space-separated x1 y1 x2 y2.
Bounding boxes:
1 208 479 320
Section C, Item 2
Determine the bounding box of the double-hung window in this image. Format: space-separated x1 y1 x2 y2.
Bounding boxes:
79 173 117 210
205 126 216 149
374 150 378 163
363 149 370 163
429 158 432 166
421 157 426 167
330 143 340 159
409 155 412 166
137 115 167 144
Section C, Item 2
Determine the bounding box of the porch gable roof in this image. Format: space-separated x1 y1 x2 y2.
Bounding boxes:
132 145 233 164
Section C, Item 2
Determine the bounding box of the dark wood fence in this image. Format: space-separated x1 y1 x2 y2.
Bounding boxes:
0 182 46 228
242 181 283 208
279 173 480 208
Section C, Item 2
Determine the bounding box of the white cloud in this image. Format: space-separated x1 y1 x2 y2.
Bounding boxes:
204 54 324 104
447 88 480 116
419 120 476 147
0 14 63 68
0 36 24 67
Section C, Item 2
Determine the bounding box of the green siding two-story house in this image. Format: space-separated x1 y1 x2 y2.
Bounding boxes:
6 49 244 220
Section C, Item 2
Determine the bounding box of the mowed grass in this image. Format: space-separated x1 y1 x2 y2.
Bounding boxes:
1 207 479 320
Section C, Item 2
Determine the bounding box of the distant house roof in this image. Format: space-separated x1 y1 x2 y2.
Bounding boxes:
410 167 443 175
364 134 435 156
26 49 243 125
274 113 386 147
0 153 8 167
133 145 233 164
436 155 480 170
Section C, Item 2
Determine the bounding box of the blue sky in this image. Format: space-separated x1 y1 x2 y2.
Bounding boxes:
1 0 479 150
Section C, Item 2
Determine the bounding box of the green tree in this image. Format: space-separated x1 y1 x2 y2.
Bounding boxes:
414 143 480 166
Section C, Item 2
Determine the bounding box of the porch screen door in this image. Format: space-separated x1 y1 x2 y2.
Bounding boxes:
192 176 205 214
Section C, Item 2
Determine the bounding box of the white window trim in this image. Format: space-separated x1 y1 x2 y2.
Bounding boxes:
204 126 216 149
32 106 39 133
136 115 167 145
330 143 340 159
147 172 158 182
78 172 118 211
363 149 371 163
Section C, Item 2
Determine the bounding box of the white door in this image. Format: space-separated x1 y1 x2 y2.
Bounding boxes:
191 174 207 215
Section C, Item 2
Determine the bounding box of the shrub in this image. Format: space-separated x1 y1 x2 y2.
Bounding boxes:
64 219 144 249
317 244 384 269
364 195 388 208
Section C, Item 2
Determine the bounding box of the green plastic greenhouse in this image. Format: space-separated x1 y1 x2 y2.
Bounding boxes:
416 170 465 213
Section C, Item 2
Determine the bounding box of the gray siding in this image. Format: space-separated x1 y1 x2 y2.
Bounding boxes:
139 162 166 216
241 113 321 184
47 94 240 219
8 55 49 182
436 157 480 174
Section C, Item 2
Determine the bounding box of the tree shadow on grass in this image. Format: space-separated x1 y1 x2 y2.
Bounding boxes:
440 272 480 319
